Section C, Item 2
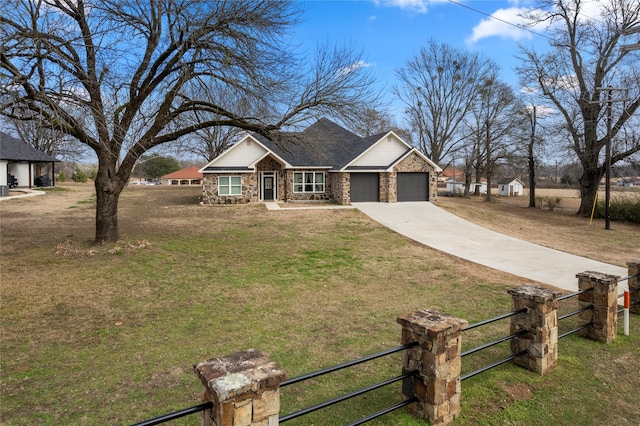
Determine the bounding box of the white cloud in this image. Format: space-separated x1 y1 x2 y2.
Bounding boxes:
373 0 430 14
337 60 372 77
466 7 532 44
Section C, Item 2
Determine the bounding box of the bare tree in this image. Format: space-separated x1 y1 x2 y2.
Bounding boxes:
348 108 394 137
465 79 519 201
0 0 378 243
518 0 640 215
394 39 497 165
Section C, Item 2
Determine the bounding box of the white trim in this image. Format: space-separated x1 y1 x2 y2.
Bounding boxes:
340 131 441 172
202 169 254 174
249 150 291 169
260 171 277 201
198 134 292 173
217 175 242 196
387 148 442 172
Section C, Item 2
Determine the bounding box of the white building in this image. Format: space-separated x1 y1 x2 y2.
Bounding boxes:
497 178 525 196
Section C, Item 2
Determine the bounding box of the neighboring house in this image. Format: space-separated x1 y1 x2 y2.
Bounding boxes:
438 167 463 183
161 166 203 186
199 118 441 205
445 179 487 195
0 131 60 196
498 178 525 196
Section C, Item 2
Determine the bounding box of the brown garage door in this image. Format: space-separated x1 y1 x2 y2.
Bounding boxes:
350 173 379 202
398 173 429 201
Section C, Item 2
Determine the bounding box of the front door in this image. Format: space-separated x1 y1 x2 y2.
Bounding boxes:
263 175 275 200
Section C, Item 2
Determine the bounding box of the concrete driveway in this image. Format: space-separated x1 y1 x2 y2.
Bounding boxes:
355 202 627 292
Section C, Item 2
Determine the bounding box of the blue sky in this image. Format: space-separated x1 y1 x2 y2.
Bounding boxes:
291 0 551 117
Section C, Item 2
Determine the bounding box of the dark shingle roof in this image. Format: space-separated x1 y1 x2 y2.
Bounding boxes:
255 118 378 169
0 131 60 162
497 177 523 185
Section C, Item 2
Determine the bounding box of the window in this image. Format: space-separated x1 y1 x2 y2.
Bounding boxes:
218 176 242 195
293 172 324 193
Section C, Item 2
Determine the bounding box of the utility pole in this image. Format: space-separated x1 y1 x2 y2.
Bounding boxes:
605 89 612 230
595 87 629 230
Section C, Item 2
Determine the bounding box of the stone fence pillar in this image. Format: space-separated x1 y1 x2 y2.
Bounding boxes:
508 284 559 375
628 260 640 315
576 271 619 343
397 309 468 425
194 349 285 426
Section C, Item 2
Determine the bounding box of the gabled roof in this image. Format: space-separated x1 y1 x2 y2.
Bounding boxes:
498 177 525 185
0 131 60 162
200 118 441 172
161 165 203 180
255 118 375 169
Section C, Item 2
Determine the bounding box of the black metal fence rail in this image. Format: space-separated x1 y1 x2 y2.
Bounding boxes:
279 341 420 424
131 401 212 426
280 341 418 387
459 307 529 382
280 370 418 423
464 307 528 331
557 286 594 340
557 287 593 301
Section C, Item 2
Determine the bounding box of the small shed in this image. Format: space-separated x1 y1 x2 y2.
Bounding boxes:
498 177 525 196
161 165 203 186
0 131 60 196
445 179 487 195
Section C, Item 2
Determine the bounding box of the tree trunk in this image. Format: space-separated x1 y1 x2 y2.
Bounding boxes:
577 168 602 216
528 150 536 208
94 176 124 244
474 173 481 196
485 173 492 202
463 167 472 197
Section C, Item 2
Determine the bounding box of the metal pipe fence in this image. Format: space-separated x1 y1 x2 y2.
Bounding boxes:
131 401 212 426
280 342 418 387
131 272 638 425
279 342 420 424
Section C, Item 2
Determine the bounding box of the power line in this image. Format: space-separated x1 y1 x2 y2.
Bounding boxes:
446 0 556 43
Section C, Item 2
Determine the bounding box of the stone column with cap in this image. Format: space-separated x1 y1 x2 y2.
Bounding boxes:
576 271 619 343
508 284 559 375
194 349 285 426
397 309 467 425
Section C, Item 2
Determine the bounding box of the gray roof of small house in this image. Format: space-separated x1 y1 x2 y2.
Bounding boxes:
498 177 524 185
0 131 60 162
253 118 394 170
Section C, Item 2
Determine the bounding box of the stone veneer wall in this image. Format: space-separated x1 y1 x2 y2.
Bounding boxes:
201 173 257 205
379 172 395 203
394 152 439 202
329 172 350 205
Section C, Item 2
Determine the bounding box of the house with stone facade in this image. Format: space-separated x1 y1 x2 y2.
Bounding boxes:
199 118 441 205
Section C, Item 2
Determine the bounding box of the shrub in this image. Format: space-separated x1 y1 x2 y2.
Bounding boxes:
73 169 88 183
595 194 640 224
58 171 66 182
537 196 562 211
